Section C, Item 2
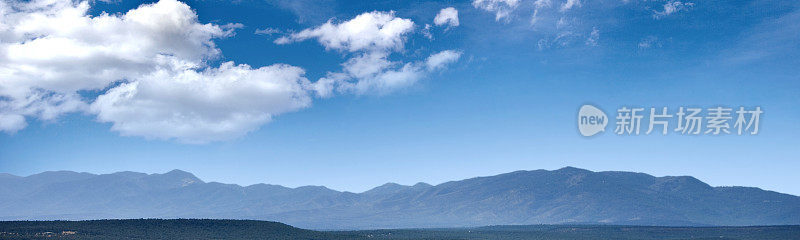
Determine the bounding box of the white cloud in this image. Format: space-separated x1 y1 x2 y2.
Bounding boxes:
91 62 311 143
346 61 424 95
0 0 231 131
0 89 85 133
275 11 414 53
426 50 462 70
422 24 433 39
481 0 694 50
255 27 281 35
340 50 462 95
560 0 581 12
472 0 520 21
279 11 462 96
0 0 230 93
342 52 394 80
0 0 314 142
1 0 462 141
434 7 459 28
653 1 694 19
0 113 26 134
312 50 461 96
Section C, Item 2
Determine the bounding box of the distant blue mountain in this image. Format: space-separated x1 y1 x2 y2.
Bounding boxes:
0 167 797 229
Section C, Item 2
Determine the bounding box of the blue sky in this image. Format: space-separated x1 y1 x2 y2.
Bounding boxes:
1 0 799 195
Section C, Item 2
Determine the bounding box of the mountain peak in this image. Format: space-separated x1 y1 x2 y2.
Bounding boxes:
377 182 405 188
165 169 192 176
294 185 335 192
152 169 203 186
555 166 592 173
363 182 433 195
163 169 198 178
363 182 410 195
412 182 432 188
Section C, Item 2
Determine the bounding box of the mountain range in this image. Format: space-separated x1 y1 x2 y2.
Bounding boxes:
0 167 798 229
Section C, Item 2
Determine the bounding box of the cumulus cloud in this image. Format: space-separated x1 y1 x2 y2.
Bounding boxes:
91 62 311 143
277 11 462 96
0 0 313 142
0 0 226 133
653 1 694 19
472 0 520 21
0 0 229 93
434 7 459 28
1 0 462 141
275 11 414 52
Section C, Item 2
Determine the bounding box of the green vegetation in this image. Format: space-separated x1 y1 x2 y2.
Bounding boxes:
1 219 798 240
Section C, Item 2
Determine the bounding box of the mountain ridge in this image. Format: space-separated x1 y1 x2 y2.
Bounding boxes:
1 167 797 229
3 167 758 194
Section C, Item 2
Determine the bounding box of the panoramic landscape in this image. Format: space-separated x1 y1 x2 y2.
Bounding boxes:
2 219 800 239
1 167 799 229
1 0 799 238
1 167 800 239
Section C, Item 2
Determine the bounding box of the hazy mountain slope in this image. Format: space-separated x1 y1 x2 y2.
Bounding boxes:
0 167 797 229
